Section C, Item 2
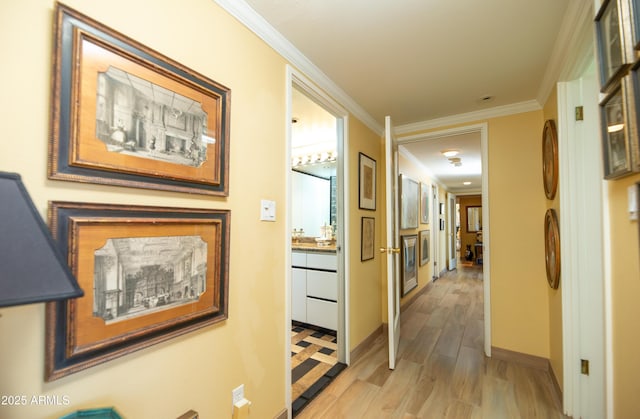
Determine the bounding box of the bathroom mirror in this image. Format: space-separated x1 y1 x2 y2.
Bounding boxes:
466 206 482 233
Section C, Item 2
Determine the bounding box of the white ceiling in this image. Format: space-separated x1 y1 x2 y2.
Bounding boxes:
240 0 575 192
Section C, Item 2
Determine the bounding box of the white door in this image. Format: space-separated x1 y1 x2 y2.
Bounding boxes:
447 193 457 270
383 116 401 370
432 184 440 279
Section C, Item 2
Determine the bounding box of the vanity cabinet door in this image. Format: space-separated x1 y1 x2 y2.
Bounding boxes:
292 268 307 322
306 298 338 330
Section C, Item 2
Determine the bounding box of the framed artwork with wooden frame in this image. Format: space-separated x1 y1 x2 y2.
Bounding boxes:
420 182 429 224
544 208 561 290
401 234 418 296
400 174 419 229
542 119 558 200
599 76 640 179
49 4 231 195
45 202 230 381
595 0 633 93
419 230 430 266
358 152 376 210
361 216 375 261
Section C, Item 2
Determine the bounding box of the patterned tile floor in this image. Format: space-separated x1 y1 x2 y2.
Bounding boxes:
291 324 346 417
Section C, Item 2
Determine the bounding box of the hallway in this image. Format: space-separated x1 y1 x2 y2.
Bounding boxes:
296 264 566 418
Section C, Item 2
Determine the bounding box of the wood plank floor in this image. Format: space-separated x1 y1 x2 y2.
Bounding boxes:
296 263 568 418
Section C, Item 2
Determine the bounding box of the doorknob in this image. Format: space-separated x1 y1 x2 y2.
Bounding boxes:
379 247 401 254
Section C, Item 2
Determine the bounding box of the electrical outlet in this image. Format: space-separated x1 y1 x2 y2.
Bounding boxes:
232 384 244 410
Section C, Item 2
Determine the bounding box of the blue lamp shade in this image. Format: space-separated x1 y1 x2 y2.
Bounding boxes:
0 172 83 307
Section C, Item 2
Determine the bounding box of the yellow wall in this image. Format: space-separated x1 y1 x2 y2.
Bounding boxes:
609 174 640 417
395 153 437 304
459 195 482 261
542 86 563 388
0 2 384 418
402 110 549 358
348 118 384 349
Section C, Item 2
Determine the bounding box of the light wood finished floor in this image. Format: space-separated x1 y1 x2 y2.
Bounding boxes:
296 264 567 418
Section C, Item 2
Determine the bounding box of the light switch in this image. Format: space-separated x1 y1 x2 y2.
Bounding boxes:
629 185 638 221
260 199 276 222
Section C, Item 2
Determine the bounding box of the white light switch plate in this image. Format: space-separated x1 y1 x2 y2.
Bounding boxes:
260 199 276 222
629 185 638 221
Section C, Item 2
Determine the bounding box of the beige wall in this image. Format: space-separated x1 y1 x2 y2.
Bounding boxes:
401 110 550 358
609 173 640 417
459 195 482 261
0 0 380 417
348 118 384 349
542 86 563 388
396 153 437 305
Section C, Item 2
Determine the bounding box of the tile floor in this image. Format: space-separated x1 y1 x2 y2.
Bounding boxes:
291 324 346 417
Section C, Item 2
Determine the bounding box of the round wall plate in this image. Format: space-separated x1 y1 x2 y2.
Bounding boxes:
542 119 559 200
544 208 561 289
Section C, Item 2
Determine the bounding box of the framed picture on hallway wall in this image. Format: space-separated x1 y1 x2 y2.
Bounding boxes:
361 217 375 261
400 174 419 229
420 183 429 224
419 230 430 266
45 202 230 381
595 0 632 93
401 234 418 296
359 153 377 210
599 76 639 179
48 4 231 196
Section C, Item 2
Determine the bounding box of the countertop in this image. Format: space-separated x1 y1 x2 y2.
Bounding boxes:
292 242 337 253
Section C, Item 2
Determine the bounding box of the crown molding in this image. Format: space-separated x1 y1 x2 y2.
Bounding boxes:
398 145 443 187
536 0 595 105
212 0 383 135
395 100 541 135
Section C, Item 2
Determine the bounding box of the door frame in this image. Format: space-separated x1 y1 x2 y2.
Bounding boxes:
396 122 491 356
285 65 350 411
447 192 458 271
557 59 606 418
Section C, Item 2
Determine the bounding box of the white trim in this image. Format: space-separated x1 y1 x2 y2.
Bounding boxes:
213 0 382 135
537 0 595 105
396 122 491 356
286 65 351 366
558 61 606 419
395 101 540 135
284 69 294 417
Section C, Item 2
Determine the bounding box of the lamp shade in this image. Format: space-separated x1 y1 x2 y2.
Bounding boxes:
0 172 83 307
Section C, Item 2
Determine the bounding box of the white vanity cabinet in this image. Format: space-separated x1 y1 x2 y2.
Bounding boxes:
291 250 338 330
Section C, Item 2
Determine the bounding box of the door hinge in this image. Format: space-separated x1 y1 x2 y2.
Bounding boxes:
581 359 590 375
575 106 584 121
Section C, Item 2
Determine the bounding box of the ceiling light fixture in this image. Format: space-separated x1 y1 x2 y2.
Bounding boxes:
463 181 471 185
441 149 459 158
608 123 624 133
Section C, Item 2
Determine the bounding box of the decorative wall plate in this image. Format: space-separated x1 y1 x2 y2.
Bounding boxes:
544 208 561 289
542 120 559 200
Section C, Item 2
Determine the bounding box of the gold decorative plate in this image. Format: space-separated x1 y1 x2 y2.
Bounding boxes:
544 208 561 289
542 120 559 200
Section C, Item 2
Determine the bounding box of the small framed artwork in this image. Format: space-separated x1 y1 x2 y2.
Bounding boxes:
177 410 199 419
544 208 561 290
595 0 632 93
629 0 640 51
49 4 231 195
439 203 445 215
361 217 375 261
599 77 638 179
359 152 377 210
420 183 429 224
542 119 559 200
45 202 230 381
419 230 430 266
400 174 419 229
401 234 418 296
439 219 445 231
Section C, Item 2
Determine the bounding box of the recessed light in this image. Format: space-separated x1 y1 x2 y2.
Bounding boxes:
441 149 459 158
